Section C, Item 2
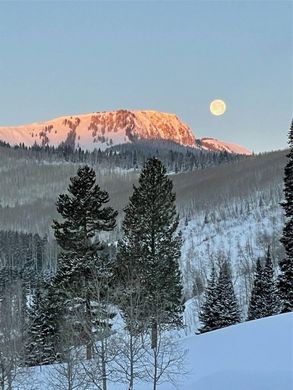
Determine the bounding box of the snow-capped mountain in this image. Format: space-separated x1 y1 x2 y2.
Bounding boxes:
0 109 251 155
200 137 251 155
0 110 195 151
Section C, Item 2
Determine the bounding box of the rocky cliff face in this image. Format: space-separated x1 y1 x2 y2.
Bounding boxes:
0 109 196 151
0 109 251 155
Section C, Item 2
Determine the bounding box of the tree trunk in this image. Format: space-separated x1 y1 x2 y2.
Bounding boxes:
153 346 158 390
151 320 157 350
151 320 158 390
68 361 73 390
101 339 107 390
85 293 92 360
129 333 134 390
0 367 4 390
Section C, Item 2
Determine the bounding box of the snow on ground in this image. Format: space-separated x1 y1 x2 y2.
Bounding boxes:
176 313 293 390
180 203 283 298
111 313 293 390
23 313 292 390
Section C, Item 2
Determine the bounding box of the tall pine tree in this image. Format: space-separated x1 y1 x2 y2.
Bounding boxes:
279 120 293 313
52 165 118 359
247 248 279 321
25 279 60 366
262 246 279 317
198 264 219 333
247 258 264 321
116 158 184 347
215 261 240 329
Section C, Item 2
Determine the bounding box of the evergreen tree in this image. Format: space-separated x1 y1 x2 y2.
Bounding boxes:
279 119 293 313
115 158 184 348
247 258 264 321
198 264 218 333
25 280 59 366
262 246 279 317
52 165 118 359
25 282 42 366
215 261 240 329
52 165 117 257
115 234 146 335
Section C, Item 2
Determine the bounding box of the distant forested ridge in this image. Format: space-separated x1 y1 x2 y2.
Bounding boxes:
0 139 243 172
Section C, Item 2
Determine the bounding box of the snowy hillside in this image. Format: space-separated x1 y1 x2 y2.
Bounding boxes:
0 109 251 154
177 313 292 390
201 137 251 155
17 313 293 390
0 149 285 317
181 203 284 302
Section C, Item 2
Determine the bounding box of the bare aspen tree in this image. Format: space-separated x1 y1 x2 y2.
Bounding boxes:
46 321 87 390
142 331 187 390
78 261 117 390
0 282 24 390
112 282 149 390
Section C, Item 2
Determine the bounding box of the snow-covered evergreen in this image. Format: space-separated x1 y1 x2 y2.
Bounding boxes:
115 157 184 389
52 165 118 360
247 258 265 320
278 120 293 313
198 264 218 333
214 261 240 329
262 247 280 317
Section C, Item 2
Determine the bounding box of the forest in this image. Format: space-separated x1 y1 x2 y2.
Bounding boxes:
0 125 292 390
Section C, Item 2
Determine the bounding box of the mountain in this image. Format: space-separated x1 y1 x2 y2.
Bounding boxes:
200 137 251 155
0 110 195 151
0 109 251 154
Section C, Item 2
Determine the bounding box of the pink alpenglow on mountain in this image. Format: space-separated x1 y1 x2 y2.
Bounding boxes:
201 137 252 155
0 109 251 155
0 110 195 151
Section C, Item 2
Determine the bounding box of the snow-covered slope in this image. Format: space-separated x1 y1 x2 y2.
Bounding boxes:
19 313 293 390
201 137 251 155
176 313 292 390
0 110 196 151
181 203 284 301
0 109 251 154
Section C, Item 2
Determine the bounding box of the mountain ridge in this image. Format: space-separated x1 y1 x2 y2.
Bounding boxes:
0 109 251 155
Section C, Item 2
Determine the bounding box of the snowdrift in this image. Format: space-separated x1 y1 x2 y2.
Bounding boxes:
26 313 292 390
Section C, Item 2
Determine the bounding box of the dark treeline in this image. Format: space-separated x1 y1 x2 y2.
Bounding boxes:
0 230 48 295
0 231 50 389
0 138 244 173
0 230 47 271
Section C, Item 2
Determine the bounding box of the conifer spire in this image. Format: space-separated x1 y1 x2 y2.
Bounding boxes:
278 120 293 312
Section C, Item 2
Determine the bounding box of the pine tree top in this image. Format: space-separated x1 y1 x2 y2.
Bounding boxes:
123 157 179 237
288 119 293 149
278 120 293 313
52 165 117 255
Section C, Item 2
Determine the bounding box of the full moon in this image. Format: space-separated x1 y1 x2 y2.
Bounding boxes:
210 99 226 116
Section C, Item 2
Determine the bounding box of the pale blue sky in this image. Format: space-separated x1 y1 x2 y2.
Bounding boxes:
0 1 292 152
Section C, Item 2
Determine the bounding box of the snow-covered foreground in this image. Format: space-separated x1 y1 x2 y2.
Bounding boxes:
175 313 293 390
27 313 292 390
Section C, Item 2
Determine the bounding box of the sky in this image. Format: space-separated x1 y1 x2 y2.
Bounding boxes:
0 1 292 152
